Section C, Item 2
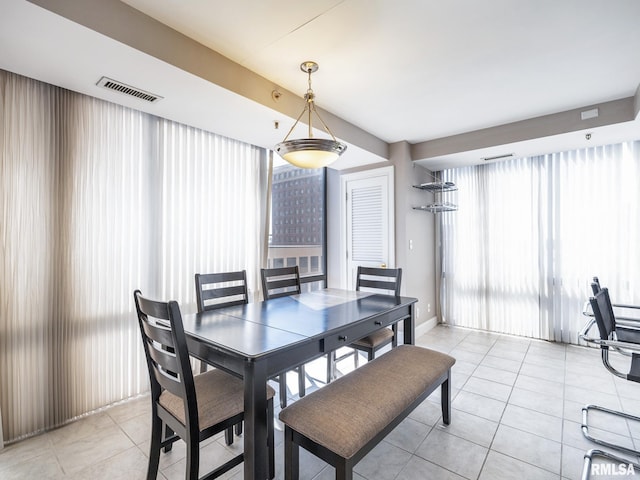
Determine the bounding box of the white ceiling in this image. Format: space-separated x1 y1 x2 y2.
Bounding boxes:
2 0 640 170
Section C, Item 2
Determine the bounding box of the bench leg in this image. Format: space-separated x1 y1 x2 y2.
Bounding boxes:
284 426 299 480
336 459 353 480
441 369 452 425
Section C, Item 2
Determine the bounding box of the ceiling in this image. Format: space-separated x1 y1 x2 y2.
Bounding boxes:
2 0 640 170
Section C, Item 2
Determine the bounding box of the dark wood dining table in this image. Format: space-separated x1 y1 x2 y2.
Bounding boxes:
180 287 418 480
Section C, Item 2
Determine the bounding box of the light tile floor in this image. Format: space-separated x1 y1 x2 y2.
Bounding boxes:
2 324 640 479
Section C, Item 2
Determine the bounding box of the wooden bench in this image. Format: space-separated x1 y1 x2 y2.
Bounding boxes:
278 345 456 480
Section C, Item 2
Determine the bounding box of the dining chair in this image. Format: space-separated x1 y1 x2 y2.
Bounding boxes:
195 270 249 312
134 290 275 480
195 270 249 374
195 270 249 439
261 266 302 300
260 266 306 408
330 267 404 380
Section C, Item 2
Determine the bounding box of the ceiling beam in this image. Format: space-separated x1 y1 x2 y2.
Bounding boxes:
26 0 389 162
411 96 636 163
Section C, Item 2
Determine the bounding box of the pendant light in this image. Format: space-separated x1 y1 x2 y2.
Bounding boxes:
275 61 347 168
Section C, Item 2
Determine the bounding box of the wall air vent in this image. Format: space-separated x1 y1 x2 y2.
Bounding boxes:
96 77 163 103
481 153 514 162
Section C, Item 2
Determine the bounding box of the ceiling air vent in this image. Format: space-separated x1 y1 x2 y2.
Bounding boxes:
96 76 163 103
481 153 514 162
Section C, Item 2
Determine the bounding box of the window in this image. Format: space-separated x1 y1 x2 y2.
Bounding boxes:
267 158 326 291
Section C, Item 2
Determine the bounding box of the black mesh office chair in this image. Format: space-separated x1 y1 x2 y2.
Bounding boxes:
579 285 640 478
579 286 640 455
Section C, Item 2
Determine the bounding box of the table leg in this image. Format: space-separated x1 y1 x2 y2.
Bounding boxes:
243 359 269 480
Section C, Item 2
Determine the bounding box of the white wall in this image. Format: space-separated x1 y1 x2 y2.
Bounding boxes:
326 144 438 329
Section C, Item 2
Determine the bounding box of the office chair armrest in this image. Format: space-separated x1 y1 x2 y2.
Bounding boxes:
578 317 597 344
581 300 640 323
612 302 640 310
579 318 640 353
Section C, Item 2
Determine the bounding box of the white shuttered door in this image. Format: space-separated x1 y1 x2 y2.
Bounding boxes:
345 170 394 288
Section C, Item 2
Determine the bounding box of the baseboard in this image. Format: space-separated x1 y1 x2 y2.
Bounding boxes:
415 316 438 338
399 316 438 340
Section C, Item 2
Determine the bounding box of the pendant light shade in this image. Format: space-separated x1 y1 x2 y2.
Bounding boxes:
275 138 345 168
274 62 347 168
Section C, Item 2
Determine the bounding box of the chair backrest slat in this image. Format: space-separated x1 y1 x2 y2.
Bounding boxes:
356 266 402 296
195 271 249 312
140 317 175 347
261 266 301 300
358 279 398 292
152 365 184 397
200 285 247 301
144 335 180 374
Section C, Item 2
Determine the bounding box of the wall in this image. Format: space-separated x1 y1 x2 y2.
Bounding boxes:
326 143 438 330
389 142 438 329
326 167 344 289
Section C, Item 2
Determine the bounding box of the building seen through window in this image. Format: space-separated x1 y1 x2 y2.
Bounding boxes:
268 159 326 290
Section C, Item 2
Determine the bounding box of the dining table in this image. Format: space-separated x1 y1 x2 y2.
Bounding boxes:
180 287 418 480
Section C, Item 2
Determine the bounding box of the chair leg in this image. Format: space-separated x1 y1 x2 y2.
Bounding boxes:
284 426 299 480
267 398 275 480
582 404 640 456
354 350 360 368
235 421 243 436
391 323 398 348
225 426 234 446
582 448 640 480
162 423 174 453
327 352 333 384
185 434 199 480
367 349 374 362
298 365 306 398
147 414 163 480
441 372 451 425
280 375 288 409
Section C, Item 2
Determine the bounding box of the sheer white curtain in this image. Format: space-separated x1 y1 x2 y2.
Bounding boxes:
0 70 268 443
157 119 268 306
441 141 640 343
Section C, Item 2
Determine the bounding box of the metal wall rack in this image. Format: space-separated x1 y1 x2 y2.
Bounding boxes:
412 180 458 213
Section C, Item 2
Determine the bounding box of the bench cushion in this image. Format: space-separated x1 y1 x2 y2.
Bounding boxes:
279 345 455 459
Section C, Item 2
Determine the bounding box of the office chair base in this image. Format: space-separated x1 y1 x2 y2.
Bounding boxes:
582 404 640 457
581 449 640 480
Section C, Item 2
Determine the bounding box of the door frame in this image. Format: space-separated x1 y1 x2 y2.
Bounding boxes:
339 166 395 289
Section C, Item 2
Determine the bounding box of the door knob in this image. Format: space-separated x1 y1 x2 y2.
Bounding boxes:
380 263 386 268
